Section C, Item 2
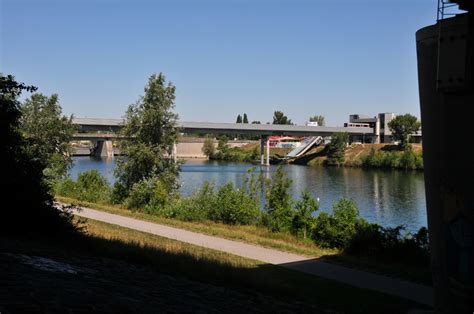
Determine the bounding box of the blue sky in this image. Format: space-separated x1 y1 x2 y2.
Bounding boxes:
2 0 438 126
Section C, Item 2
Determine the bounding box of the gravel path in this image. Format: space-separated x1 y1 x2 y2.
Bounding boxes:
73 206 434 307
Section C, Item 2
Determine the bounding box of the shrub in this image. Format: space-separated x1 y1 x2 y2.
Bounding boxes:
176 181 217 221
210 182 260 225
75 170 110 203
126 177 170 213
291 190 319 239
326 132 348 165
55 178 78 199
312 198 360 248
346 223 429 266
265 166 293 232
202 137 215 158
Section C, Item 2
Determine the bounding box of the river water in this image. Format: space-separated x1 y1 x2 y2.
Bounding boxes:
71 157 427 232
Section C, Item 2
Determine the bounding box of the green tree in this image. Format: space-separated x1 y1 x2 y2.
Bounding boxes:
251 121 261 124
20 93 76 183
243 113 248 123
326 132 349 165
292 190 319 239
114 73 180 203
0 74 75 235
312 198 360 248
236 114 242 123
309 115 325 126
388 114 421 151
202 136 216 158
272 111 292 125
265 166 293 231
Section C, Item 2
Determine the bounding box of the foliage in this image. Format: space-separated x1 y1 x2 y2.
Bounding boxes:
209 182 260 225
236 114 242 123
251 121 261 124
20 93 76 183
0 74 75 235
272 111 292 125
326 132 348 166
361 147 423 170
309 115 325 126
291 190 319 239
175 182 217 221
202 137 216 158
388 114 421 151
172 176 260 225
265 166 293 232
312 198 360 248
211 136 257 162
114 73 180 202
55 170 110 203
346 223 429 266
243 113 248 123
125 177 170 214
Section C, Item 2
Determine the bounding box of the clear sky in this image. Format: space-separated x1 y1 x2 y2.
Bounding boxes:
2 0 438 126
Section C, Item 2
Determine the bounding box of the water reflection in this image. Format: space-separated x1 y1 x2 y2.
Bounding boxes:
70 157 427 232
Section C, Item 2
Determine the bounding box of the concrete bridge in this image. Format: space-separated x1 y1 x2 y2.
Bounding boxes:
72 117 376 165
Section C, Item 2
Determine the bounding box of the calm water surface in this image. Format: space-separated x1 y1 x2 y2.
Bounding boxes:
71 157 427 232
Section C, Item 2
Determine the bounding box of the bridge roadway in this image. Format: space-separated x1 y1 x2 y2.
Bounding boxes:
72 117 374 137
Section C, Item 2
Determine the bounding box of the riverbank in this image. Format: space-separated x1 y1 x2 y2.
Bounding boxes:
1 218 427 313
296 143 424 170
56 196 432 285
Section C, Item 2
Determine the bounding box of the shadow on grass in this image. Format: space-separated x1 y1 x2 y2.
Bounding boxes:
1 225 430 314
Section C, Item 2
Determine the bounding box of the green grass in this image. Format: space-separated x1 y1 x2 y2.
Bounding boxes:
57 195 432 285
76 218 425 313
57 195 337 257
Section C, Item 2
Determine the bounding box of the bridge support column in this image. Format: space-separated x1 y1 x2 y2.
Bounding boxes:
92 140 114 158
260 136 270 166
266 137 270 166
172 142 177 162
417 14 474 313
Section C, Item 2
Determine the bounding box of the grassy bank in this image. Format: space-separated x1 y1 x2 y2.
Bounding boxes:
57 195 432 285
306 143 423 170
2 218 426 313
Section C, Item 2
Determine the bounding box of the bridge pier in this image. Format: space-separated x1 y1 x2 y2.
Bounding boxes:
91 140 114 158
260 136 270 166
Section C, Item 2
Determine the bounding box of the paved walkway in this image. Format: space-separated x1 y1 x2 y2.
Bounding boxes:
73 206 434 307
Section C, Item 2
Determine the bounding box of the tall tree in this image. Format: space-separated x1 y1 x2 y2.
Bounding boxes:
292 190 319 239
265 166 293 232
272 111 292 125
243 113 248 124
236 114 242 123
309 115 325 126
327 132 349 165
114 73 180 201
20 93 76 182
202 136 216 159
388 114 421 150
0 74 75 235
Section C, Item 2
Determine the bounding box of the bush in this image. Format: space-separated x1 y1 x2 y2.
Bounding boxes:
361 147 423 170
326 132 348 165
291 190 319 239
265 166 293 232
209 182 260 225
55 178 78 199
76 170 110 203
56 171 110 203
125 177 171 214
175 182 217 221
312 198 360 248
346 223 429 266
202 137 216 158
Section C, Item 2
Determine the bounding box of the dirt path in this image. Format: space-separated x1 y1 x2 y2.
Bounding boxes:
73 206 434 307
